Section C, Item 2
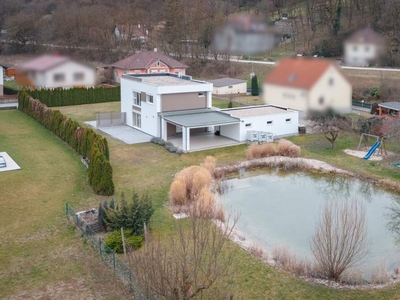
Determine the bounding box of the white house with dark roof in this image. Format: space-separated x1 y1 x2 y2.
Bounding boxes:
111 50 188 83
344 28 386 67
208 78 247 95
15 54 96 89
121 73 298 152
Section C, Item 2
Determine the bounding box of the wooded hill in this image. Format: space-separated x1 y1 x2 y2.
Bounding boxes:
1 0 399 66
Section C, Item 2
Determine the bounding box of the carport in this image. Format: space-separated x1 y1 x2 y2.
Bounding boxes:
160 109 241 152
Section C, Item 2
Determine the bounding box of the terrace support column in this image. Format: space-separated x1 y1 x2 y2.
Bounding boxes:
187 127 190 152
161 119 167 141
182 126 187 152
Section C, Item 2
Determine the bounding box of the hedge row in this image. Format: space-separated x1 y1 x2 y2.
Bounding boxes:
18 91 114 195
27 86 120 107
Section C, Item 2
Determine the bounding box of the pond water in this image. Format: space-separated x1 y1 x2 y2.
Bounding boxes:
220 168 400 277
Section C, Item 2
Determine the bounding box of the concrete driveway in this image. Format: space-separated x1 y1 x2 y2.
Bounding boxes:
85 121 153 144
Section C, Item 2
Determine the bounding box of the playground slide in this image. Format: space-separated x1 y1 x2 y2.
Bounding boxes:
363 141 381 160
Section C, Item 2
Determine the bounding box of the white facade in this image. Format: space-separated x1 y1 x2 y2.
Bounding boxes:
213 82 247 95
263 65 352 114
220 106 299 141
120 74 213 137
31 61 96 89
344 42 381 66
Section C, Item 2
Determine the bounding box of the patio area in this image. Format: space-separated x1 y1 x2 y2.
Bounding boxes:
85 121 153 144
168 132 241 152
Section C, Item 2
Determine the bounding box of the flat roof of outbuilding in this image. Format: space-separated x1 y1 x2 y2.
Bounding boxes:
222 105 295 118
208 77 247 87
379 102 400 111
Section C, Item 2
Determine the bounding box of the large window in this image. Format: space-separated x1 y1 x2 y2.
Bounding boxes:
133 112 141 128
53 73 65 82
133 91 141 106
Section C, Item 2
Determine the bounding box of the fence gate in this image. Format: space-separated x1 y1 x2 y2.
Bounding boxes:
97 112 126 127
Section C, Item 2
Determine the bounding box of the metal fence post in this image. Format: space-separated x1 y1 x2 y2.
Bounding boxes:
65 202 69 216
99 237 102 256
113 251 116 272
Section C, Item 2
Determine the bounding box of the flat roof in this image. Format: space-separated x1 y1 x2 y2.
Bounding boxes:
124 73 208 86
222 105 293 118
379 102 400 111
208 77 247 87
160 109 240 127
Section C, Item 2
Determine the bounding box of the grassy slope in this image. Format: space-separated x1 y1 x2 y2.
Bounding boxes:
57 103 400 299
0 110 129 299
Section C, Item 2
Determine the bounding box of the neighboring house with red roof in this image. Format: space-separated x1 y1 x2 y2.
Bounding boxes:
344 28 386 67
263 58 352 113
111 50 188 83
15 54 96 89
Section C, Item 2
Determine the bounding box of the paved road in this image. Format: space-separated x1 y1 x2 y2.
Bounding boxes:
234 58 400 72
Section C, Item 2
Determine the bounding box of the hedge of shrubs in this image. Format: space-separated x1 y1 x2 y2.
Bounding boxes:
27 86 120 107
18 91 114 195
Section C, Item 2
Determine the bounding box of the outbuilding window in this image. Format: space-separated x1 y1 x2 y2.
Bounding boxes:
54 73 65 82
286 118 292 123
245 123 252 127
198 92 205 97
267 120 273 125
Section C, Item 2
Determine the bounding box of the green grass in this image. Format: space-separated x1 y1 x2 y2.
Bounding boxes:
53 102 120 124
212 98 242 109
0 110 129 299
53 103 400 299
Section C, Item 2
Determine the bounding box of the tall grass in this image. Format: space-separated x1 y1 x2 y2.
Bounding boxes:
246 140 301 160
169 157 224 221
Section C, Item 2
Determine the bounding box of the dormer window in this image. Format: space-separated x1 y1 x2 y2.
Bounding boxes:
329 78 334 86
157 61 160 67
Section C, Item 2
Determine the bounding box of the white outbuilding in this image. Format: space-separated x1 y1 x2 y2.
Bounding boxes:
208 78 247 95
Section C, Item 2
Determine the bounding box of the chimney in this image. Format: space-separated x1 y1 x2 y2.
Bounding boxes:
154 48 158 52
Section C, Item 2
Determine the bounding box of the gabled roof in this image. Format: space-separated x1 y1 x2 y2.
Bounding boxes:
264 58 344 90
345 28 384 45
111 51 188 70
208 77 247 87
16 55 70 72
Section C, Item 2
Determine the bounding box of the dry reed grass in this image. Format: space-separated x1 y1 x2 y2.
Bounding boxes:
246 140 300 160
271 246 313 277
370 262 390 284
169 157 225 221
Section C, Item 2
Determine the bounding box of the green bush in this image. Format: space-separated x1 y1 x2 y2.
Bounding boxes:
18 91 114 195
28 86 120 107
106 190 154 235
105 230 144 253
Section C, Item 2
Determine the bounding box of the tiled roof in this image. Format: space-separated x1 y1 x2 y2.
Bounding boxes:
111 51 188 70
264 58 341 90
346 28 384 44
16 55 70 72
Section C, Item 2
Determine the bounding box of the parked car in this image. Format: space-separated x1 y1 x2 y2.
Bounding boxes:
0 155 6 168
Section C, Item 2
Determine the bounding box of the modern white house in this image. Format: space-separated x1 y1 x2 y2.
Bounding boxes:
344 28 386 67
15 54 96 89
208 78 247 95
121 73 299 152
263 58 352 114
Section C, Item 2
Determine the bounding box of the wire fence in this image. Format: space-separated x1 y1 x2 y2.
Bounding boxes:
65 202 146 299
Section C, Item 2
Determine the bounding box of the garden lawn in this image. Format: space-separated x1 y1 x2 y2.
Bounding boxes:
0 110 128 299
57 103 400 299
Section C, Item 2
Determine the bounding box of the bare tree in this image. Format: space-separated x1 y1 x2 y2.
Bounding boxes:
128 207 238 300
308 111 351 149
311 199 369 281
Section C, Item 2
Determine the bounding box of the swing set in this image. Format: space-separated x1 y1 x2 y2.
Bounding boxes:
357 133 387 157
